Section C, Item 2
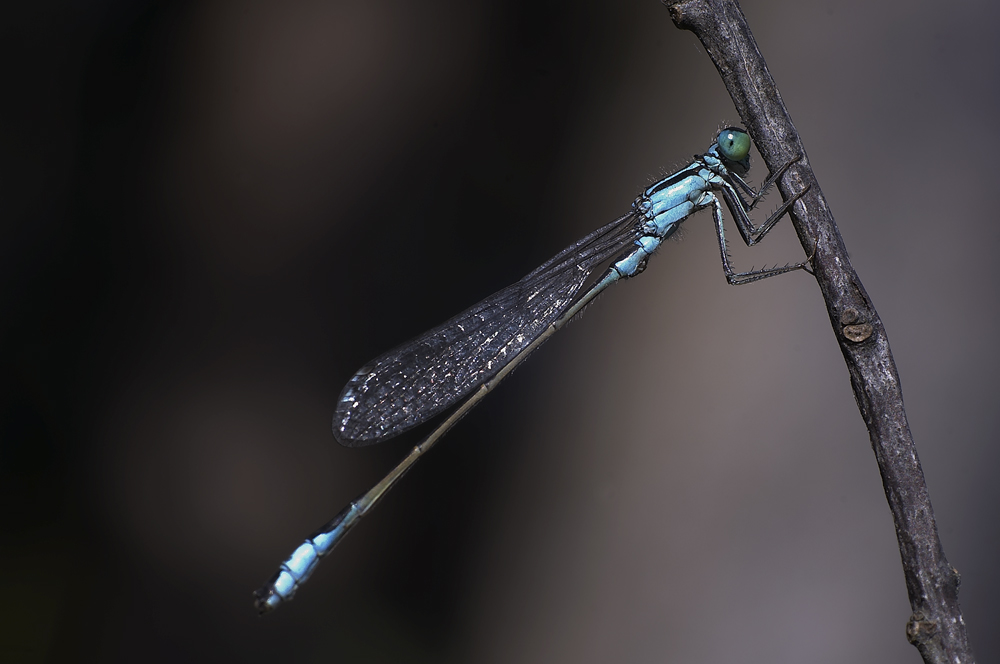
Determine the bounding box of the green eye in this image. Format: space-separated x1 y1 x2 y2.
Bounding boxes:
717 128 751 162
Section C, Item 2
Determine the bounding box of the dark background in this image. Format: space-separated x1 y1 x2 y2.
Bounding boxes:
3 0 998 662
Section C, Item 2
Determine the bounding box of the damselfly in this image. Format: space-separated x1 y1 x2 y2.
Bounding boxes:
254 127 810 613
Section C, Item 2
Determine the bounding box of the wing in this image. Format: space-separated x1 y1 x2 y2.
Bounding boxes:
334 211 643 445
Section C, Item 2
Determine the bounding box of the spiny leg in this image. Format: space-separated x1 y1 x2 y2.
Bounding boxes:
728 156 800 210
722 164 808 249
711 195 812 286
745 185 810 246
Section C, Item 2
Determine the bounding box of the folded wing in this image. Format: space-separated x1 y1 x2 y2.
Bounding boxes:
334 212 642 445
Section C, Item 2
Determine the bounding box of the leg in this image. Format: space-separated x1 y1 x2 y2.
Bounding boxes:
729 155 800 209
744 185 810 246
711 195 812 285
720 184 808 248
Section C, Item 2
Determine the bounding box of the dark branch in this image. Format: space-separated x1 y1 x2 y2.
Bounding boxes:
664 1 974 662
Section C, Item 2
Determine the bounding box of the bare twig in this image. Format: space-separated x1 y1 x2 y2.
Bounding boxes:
664 1 974 661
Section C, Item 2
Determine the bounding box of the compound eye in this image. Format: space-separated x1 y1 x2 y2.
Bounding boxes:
717 128 751 162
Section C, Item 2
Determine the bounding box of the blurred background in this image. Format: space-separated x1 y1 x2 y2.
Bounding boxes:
3 0 998 661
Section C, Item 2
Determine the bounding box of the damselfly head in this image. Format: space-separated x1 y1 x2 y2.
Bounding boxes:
715 127 752 174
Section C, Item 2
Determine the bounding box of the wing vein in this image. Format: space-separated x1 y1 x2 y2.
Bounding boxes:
334 211 642 444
